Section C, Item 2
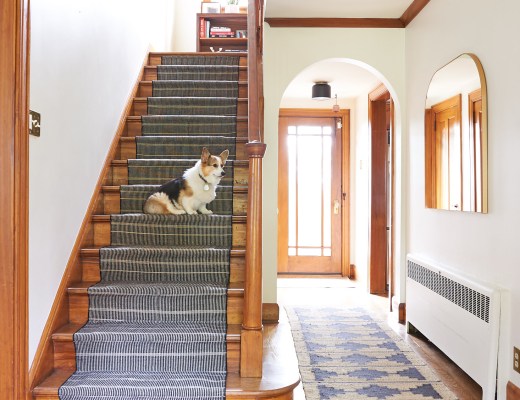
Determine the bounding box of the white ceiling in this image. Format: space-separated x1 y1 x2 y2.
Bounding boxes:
265 0 414 19
282 60 382 104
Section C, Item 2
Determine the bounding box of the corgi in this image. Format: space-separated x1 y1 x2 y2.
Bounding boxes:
143 147 229 215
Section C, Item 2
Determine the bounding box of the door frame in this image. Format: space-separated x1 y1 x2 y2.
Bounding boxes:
368 85 395 302
278 108 350 277
0 0 30 398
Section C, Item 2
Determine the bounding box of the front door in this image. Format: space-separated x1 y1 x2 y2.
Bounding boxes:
278 115 342 274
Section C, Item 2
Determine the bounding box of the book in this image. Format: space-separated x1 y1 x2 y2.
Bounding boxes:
210 33 235 38
199 17 206 38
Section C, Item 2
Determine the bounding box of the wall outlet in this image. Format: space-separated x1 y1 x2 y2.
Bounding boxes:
514 347 520 374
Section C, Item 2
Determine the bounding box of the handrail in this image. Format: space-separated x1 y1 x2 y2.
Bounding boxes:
240 0 265 378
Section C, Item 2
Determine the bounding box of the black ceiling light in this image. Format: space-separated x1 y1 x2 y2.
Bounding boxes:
312 82 331 100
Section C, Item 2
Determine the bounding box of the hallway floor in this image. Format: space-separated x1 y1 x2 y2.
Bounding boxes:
277 277 482 400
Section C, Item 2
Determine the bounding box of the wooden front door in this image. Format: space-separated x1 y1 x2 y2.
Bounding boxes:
278 114 342 274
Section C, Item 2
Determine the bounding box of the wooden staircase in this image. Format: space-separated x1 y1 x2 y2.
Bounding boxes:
30 2 300 398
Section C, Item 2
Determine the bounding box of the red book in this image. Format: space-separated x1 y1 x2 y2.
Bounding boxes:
199 18 206 38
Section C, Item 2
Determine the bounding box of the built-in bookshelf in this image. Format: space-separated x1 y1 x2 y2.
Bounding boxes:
196 13 247 53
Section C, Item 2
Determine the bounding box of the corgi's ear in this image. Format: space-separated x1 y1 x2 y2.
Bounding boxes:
201 147 210 163
219 149 229 164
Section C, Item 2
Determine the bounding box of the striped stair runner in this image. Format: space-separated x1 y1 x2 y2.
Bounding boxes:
59 55 240 400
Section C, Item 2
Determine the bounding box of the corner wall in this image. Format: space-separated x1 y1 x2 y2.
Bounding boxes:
263 26 405 303
29 0 174 363
405 0 520 394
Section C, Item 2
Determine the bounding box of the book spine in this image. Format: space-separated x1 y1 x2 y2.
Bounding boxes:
205 20 210 38
199 17 205 38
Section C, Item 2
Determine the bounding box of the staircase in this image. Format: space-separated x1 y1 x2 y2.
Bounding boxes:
32 53 255 399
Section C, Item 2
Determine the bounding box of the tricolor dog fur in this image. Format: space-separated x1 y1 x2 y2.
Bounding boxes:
143 147 229 215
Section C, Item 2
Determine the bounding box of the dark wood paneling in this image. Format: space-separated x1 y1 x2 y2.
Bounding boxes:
265 17 404 28
0 0 29 398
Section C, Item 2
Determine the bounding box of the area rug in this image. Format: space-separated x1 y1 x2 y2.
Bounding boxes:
286 307 457 400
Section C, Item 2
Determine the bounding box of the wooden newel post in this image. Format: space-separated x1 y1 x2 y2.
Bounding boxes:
240 140 267 378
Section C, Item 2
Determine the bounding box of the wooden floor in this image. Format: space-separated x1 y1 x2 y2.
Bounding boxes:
277 277 482 400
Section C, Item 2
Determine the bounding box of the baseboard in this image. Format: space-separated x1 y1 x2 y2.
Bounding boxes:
349 264 356 280
508 381 520 400
263 303 280 323
28 51 149 390
398 303 406 324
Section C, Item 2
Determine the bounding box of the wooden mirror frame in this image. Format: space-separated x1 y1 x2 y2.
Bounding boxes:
425 53 488 213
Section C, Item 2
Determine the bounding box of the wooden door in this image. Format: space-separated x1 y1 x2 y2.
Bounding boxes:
278 115 342 274
432 95 462 210
369 93 390 295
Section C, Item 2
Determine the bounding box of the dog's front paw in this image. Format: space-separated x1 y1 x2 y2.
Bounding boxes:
200 209 213 215
186 210 198 215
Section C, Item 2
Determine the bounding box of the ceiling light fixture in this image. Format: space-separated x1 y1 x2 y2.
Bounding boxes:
312 82 331 100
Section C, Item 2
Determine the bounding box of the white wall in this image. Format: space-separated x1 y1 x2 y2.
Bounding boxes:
263 26 406 303
29 0 175 364
405 0 520 394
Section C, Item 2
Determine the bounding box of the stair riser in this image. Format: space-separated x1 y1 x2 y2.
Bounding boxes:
138 81 248 98
109 162 249 187
53 340 240 373
132 98 248 118
101 189 248 215
143 67 248 82
91 218 246 248
120 138 249 161
54 342 238 373
81 255 245 284
68 292 243 325
147 54 248 67
124 118 249 138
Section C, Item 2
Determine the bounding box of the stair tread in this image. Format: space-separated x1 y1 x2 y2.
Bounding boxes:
80 247 246 257
140 79 248 85
53 323 241 342
120 135 249 143
134 96 248 101
68 281 243 295
92 214 246 222
126 115 248 121
112 158 249 165
102 184 248 192
35 319 299 398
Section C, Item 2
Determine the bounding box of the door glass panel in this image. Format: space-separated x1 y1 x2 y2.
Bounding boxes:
287 123 333 257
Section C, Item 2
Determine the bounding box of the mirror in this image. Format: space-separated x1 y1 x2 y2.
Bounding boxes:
425 53 488 212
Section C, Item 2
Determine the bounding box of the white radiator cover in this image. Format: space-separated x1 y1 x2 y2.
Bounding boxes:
406 255 501 400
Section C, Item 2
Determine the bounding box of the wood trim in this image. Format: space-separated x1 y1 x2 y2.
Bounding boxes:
399 0 430 27
262 303 280 324
0 0 30 398
265 18 404 28
508 381 520 400
368 83 391 101
424 108 434 208
28 53 148 390
398 303 406 324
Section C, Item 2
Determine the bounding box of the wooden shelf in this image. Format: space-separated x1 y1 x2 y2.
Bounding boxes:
197 13 247 53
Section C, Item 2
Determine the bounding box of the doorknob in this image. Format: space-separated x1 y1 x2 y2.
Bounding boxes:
333 200 340 215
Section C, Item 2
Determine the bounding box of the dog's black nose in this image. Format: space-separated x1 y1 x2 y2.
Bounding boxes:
221 170 226 176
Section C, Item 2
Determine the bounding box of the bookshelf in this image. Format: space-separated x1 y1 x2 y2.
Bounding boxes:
196 13 247 53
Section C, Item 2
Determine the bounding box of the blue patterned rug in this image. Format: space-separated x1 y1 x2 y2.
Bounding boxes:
286 307 457 400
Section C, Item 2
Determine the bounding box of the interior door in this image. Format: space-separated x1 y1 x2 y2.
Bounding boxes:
432 95 462 210
278 116 342 274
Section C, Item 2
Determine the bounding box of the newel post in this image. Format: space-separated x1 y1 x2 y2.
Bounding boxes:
240 140 266 378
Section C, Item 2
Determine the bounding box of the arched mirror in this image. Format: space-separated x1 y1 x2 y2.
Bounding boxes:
425 53 488 213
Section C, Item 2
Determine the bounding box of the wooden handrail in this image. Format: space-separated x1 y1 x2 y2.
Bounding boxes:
241 0 265 378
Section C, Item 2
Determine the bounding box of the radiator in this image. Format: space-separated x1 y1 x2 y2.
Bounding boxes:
406 254 501 400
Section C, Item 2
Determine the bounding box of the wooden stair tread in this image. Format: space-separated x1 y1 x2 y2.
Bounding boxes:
111 158 249 166
139 79 248 85
119 135 249 143
134 96 248 102
80 247 246 257
68 281 243 295
34 320 298 399
52 323 241 342
92 214 246 223
101 184 248 193
125 115 249 122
